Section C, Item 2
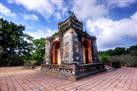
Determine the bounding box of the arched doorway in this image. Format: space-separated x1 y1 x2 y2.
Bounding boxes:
82 39 92 64
52 41 61 65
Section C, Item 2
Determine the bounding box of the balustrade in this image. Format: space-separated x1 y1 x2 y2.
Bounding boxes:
41 63 105 80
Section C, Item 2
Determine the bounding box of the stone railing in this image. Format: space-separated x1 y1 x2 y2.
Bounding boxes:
41 63 106 80
75 63 106 79
41 64 75 74
24 63 33 69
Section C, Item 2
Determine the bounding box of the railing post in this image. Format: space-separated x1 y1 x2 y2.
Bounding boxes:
71 63 78 76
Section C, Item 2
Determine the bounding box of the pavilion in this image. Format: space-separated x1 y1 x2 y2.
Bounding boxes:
41 12 105 80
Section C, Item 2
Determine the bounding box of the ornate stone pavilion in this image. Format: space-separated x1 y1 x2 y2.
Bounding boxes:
41 12 105 80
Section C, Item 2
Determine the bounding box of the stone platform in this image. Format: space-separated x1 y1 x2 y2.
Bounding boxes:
0 67 137 91
41 63 106 80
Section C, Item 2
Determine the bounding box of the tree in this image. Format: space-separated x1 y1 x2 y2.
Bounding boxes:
98 45 137 67
31 38 45 65
109 55 137 67
0 18 33 66
113 47 127 55
127 45 137 57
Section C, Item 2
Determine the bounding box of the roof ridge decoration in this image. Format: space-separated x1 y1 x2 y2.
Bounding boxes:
68 10 75 17
58 11 83 33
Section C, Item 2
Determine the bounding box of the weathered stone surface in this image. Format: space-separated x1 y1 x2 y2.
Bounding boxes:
44 13 99 65
41 63 105 80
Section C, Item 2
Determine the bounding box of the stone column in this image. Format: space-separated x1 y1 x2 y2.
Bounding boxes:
45 40 51 64
60 34 63 65
79 41 83 64
69 29 74 63
92 39 99 63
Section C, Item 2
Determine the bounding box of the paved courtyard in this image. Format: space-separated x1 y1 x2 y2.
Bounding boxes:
0 67 137 91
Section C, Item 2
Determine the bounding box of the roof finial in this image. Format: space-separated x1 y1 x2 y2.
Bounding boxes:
68 10 74 16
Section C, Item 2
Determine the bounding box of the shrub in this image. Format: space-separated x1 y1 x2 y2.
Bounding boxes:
0 53 24 66
99 54 111 65
109 55 137 67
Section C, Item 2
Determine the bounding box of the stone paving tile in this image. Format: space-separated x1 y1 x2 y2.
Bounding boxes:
0 67 137 91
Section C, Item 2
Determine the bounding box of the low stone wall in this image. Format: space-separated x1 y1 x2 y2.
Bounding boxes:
41 63 106 80
75 63 106 79
24 64 35 69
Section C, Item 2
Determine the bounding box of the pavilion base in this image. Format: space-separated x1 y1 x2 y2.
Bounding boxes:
41 63 106 80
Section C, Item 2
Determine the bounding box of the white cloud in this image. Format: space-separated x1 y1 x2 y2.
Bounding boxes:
54 12 61 20
23 14 39 21
50 0 64 11
86 12 137 50
8 0 65 20
71 0 137 21
107 0 137 8
131 12 137 20
0 3 16 17
25 28 56 39
72 0 108 21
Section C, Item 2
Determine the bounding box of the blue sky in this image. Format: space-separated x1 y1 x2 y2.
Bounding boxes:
0 0 137 51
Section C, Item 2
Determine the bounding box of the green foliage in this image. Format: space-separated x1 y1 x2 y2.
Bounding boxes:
99 54 110 64
101 55 109 61
31 60 37 65
109 55 137 67
112 47 127 55
52 32 59 37
132 59 137 67
98 50 110 64
99 47 127 57
0 18 33 66
0 18 46 66
99 45 137 67
31 38 45 65
127 45 137 57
